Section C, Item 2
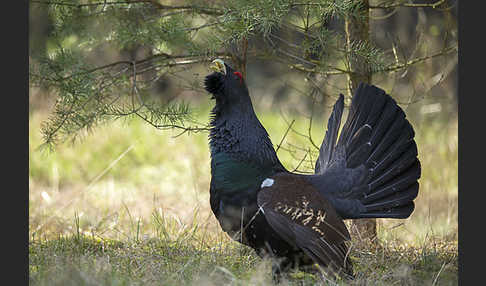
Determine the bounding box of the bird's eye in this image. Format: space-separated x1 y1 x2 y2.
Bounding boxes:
233 72 243 84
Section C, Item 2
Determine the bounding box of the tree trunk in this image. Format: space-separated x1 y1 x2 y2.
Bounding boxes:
344 0 377 242
230 37 248 80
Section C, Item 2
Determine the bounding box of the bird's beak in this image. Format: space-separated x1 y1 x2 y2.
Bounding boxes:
210 59 226 75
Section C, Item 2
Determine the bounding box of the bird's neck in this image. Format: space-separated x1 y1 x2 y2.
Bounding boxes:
209 104 285 172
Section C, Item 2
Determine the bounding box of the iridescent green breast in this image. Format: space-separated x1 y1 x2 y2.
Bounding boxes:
210 152 272 195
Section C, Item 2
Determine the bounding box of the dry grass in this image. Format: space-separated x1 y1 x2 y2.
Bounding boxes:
29 100 458 285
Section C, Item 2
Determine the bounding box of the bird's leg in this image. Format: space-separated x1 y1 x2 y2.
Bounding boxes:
270 256 295 284
271 258 291 284
271 262 282 284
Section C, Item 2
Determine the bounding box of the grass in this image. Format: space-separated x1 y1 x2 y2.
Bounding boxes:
29 98 458 285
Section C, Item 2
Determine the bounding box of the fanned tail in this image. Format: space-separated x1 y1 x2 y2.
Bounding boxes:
315 83 421 219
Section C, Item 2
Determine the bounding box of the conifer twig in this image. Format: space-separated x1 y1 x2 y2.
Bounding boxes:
369 0 447 9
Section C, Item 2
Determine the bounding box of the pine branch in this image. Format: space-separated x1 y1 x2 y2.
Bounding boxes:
133 110 210 135
283 44 456 77
30 0 147 7
58 52 231 81
32 48 229 148
288 64 346 75
369 0 447 9
380 45 457 73
30 0 225 15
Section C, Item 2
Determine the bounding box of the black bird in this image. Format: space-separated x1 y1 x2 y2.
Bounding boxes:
204 59 420 278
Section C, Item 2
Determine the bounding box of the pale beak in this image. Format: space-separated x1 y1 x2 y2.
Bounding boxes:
210 59 226 75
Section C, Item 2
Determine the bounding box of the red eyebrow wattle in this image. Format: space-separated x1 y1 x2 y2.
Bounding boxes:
233 71 243 82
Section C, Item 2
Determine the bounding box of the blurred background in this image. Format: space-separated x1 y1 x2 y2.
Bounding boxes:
29 0 457 283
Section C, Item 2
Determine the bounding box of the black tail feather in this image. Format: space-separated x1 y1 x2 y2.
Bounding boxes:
368 145 419 190
316 83 421 219
315 95 344 173
347 124 372 157
366 112 407 168
346 124 373 168
338 84 386 148
358 203 415 219
363 162 420 203
367 131 416 175
368 100 401 150
364 182 419 212
347 141 372 169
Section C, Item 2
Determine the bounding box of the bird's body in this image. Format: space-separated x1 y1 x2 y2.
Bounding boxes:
204 59 420 278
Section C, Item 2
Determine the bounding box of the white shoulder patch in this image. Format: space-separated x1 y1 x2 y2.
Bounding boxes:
261 178 274 188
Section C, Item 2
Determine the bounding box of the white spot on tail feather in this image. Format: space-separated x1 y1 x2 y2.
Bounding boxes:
261 178 274 188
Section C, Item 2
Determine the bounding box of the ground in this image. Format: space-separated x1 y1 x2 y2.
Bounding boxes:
29 100 458 285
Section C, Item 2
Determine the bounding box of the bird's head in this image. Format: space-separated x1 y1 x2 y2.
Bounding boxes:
204 59 250 109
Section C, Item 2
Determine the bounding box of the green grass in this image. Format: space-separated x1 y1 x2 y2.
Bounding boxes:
29 101 458 285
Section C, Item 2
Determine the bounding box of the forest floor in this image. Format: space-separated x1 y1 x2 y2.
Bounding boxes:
29 101 458 285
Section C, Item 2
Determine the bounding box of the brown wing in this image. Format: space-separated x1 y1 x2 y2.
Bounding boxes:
257 173 353 275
